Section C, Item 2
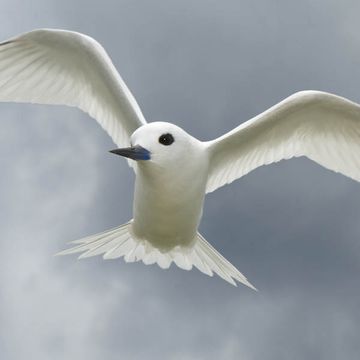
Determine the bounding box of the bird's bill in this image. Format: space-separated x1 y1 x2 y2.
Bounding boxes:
109 145 151 161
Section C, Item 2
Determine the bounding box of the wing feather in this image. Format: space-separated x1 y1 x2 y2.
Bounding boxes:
206 91 360 193
0 29 146 147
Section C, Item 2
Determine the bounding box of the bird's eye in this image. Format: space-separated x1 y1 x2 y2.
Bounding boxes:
158 133 174 146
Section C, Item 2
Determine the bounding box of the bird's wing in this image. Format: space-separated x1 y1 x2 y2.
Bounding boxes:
206 91 360 193
0 29 146 147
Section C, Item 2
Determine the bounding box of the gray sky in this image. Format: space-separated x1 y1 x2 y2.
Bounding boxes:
1 1 360 359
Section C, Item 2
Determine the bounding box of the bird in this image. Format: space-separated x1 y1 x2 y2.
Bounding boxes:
1 29 360 290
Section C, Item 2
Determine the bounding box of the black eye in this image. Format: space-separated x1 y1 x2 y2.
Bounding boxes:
158 133 174 146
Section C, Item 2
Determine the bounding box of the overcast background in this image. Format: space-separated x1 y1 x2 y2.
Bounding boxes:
0 1 360 359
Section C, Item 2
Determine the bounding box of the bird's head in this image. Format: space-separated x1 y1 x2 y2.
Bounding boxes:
110 122 201 167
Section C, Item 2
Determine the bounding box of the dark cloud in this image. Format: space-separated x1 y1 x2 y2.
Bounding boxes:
0 1 360 359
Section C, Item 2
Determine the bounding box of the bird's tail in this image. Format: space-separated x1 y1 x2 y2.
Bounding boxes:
56 221 256 290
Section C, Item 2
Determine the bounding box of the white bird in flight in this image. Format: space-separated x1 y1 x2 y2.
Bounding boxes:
1 29 360 290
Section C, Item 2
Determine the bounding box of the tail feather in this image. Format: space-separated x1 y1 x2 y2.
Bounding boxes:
196 233 256 290
156 252 172 269
103 236 133 260
69 225 125 244
142 249 160 266
79 232 128 259
173 252 192 270
57 222 130 256
192 248 213 276
56 222 256 290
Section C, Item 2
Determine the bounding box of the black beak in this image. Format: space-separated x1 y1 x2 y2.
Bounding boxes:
109 145 151 161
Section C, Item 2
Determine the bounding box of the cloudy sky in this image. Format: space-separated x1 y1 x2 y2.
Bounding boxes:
1 0 360 359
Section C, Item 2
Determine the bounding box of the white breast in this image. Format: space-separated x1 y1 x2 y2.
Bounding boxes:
131 151 209 250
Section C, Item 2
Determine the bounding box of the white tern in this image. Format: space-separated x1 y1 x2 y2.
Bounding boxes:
1 29 360 289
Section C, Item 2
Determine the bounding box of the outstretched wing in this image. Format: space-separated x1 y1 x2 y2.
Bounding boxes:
0 29 146 147
206 91 360 193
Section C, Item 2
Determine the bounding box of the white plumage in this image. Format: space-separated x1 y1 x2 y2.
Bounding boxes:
0 29 145 147
206 91 360 192
1 29 360 290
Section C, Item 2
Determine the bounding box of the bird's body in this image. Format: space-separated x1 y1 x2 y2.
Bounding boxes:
2 29 360 289
133 158 205 249
131 123 208 250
